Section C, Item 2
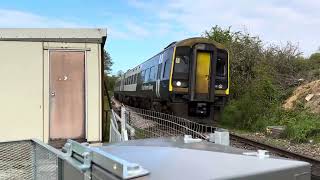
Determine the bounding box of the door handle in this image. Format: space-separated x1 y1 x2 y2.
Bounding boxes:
51 92 56 97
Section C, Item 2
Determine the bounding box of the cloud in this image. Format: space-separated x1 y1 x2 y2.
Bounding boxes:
0 9 79 27
128 0 320 55
125 21 151 37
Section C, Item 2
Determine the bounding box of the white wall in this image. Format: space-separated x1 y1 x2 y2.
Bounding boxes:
0 41 43 142
0 41 102 143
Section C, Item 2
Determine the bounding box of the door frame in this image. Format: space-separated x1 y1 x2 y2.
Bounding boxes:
48 49 88 140
190 43 216 102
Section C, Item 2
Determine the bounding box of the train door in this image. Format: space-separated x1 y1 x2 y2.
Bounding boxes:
156 53 163 98
49 51 85 140
195 51 211 98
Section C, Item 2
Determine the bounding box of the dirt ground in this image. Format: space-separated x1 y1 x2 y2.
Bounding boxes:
283 80 320 113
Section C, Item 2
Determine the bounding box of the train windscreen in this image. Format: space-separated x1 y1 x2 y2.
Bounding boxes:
172 46 191 88
215 50 228 90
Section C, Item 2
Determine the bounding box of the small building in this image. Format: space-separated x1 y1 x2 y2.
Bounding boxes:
0 28 106 143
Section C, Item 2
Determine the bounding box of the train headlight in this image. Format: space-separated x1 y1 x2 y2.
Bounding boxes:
215 84 224 89
173 80 188 88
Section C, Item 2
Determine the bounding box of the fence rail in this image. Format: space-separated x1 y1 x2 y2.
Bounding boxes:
109 106 217 142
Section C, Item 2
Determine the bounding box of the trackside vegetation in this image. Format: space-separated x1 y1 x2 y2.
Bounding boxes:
204 25 320 142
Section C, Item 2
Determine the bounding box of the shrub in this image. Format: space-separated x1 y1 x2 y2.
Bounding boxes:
282 111 320 142
310 52 320 62
204 25 320 142
220 73 280 131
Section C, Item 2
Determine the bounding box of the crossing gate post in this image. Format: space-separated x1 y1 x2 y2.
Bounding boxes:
121 107 128 141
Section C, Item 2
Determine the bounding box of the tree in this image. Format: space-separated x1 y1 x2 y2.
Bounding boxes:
310 52 320 61
203 25 263 99
104 50 113 74
203 25 306 131
117 70 123 77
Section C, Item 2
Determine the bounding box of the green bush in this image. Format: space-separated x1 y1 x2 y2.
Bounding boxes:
220 75 280 131
282 111 320 142
204 25 320 142
310 52 320 62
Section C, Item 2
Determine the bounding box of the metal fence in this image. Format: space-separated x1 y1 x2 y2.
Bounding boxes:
0 139 149 180
109 106 215 142
0 140 60 180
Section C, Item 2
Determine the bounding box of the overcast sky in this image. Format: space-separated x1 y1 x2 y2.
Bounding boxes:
0 0 319 74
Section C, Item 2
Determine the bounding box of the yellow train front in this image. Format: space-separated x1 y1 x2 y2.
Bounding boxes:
114 37 229 123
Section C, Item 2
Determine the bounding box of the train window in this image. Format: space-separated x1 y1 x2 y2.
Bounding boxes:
163 47 174 79
173 46 190 81
217 50 227 77
157 63 162 79
174 56 189 73
149 66 156 81
141 70 145 81
134 74 137 83
132 75 134 84
145 68 150 82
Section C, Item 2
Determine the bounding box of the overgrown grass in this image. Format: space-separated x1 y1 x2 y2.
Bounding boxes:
280 111 320 143
221 92 320 143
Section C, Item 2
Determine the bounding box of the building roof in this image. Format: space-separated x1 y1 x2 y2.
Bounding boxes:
0 28 107 44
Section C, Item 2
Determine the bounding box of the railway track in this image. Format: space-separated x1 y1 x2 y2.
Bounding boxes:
230 134 320 179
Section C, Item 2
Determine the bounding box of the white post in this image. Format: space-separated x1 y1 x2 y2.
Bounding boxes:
214 129 230 146
109 119 112 142
121 107 128 141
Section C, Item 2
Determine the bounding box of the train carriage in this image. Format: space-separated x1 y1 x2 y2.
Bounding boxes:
114 37 229 123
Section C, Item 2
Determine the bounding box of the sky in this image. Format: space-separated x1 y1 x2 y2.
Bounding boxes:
0 0 319 74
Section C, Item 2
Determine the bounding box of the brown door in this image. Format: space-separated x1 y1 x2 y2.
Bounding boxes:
49 51 85 140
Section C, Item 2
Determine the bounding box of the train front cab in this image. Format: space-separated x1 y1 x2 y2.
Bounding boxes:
169 38 229 123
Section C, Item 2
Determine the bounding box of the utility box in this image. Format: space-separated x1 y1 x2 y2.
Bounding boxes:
0 28 107 143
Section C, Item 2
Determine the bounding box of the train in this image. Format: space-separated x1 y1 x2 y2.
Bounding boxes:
114 37 229 123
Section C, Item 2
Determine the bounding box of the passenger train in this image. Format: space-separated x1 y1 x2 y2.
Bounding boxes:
114 37 229 123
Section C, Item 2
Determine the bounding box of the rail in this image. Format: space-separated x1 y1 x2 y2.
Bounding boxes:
230 133 320 179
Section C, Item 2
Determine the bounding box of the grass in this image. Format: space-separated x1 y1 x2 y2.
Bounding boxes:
221 101 320 143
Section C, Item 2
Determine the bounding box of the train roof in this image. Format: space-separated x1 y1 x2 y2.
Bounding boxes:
121 37 227 76
174 37 226 49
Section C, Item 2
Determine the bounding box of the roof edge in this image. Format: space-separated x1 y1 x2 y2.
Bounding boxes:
0 28 107 44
